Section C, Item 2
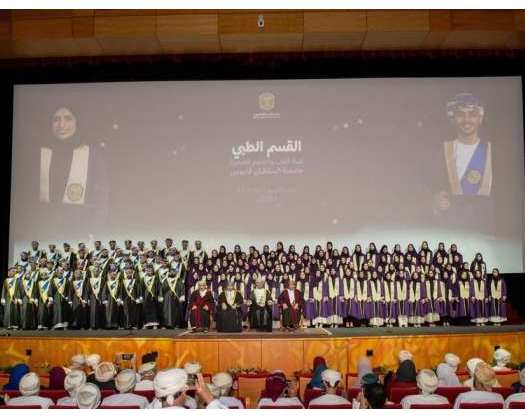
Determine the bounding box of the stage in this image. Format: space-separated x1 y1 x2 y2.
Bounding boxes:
1 325 524 377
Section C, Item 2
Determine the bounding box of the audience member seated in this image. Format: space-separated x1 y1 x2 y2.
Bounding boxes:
257 372 304 408
101 369 149 409
511 362 525 394
85 354 101 383
493 348 513 372
386 350 417 395
454 362 505 408
48 366 66 390
93 362 117 390
76 383 102 409
401 369 449 408
6 372 54 409
69 354 86 372
135 353 156 391
353 382 387 409
211 372 244 408
57 370 86 406
149 369 225 409
307 356 327 390
354 352 374 388
463 358 483 389
309 369 351 408
3 364 29 390
437 353 462 387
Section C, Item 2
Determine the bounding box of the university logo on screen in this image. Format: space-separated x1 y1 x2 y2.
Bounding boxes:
253 92 280 120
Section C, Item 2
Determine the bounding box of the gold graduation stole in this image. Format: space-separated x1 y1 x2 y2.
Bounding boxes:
254 288 267 307
167 276 179 296
54 275 67 297
124 275 136 299
144 274 156 296
396 280 407 300
370 280 381 301
23 275 35 298
225 290 237 307
39 279 50 303
6 277 17 299
108 278 119 301
73 278 84 299
356 280 367 301
90 275 102 298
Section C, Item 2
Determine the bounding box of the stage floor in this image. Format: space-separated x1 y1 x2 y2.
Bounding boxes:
1 324 524 339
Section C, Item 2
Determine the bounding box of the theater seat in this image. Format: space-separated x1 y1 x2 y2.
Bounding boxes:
99 405 141 409
495 371 519 388
50 405 78 409
345 372 358 389
385 403 402 408
101 389 116 399
390 387 418 404
508 401 525 409
347 387 361 402
40 389 68 402
2 390 20 399
492 387 513 399
0 405 43 409
238 373 269 406
410 403 451 409
435 386 470 404
309 404 352 409
459 402 504 409
133 390 155 401
259 405 303 409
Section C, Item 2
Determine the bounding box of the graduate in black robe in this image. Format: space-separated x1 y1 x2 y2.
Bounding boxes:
2 268 22 329
69 269 88 329
141 265 161 329
36 271 52 329
216 281 243 333
160 267 185 329
121 267 142 329
188 280 215 332
86 265 106 329
102 270 122 329
248 276 273 332
20 269 38 330
49 267 71 329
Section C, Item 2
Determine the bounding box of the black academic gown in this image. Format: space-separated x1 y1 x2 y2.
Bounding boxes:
249 289 273 332
216 291 243 333
101 276 122 329
86 274 106 329
142 274 161 326
160 276 185 329
121 275 143 329
2 276 21 329
49 274 71 328
69 275 89 329
20 273 38 330
36 278 52 329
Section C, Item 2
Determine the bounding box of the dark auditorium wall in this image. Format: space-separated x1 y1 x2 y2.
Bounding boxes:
0 49 524 317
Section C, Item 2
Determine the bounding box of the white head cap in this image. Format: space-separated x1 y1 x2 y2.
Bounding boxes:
207 383 221 399
211 372 233 396
417 369 439 395
94 362 116 383
444 353 460 370
493 348 511 367
86 354 101 368
71 354 86 368
19 372 40 396
321 369 342 388
467 358 484 377
184 362 202 375
138 362 156 375
519 366 525 386
398 350 413 363
115 369 137 393
154 368 188 400
76 383 101 409
64 370 87 396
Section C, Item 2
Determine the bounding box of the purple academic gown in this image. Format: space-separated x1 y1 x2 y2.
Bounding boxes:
471 278 488 320
351 280 369 320
489 278 507 321
366 279 385 322
394 278 410 319
303 277 317 322
456 280 473 318
319 278 332 320
342 276 357 319
409 279 427 319
424 278 447 318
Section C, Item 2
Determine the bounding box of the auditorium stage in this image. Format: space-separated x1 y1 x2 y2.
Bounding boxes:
1 325 524 377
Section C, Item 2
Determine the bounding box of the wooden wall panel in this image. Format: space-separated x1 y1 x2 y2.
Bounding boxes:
157 14 220 54
173 340 219 373
218 339 262 372
303 11 366 51
303 338 348 373
261 339 303 375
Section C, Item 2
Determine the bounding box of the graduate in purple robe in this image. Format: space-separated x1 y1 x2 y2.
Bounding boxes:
316 265 332 327
408 272 426 327
394 269 410 327
352 270 369 325
448 244 463 267
471 270 489 325
383 272 397 327
433 242 449 265
328 268 344 327
367 271 384 327
352 245 365 272
488 268 507 325
300 270 316 326
470 253 487 277
366 243 379 269
442 266 457 326
341 267 357 327
423 268 446 326
456 270 473 324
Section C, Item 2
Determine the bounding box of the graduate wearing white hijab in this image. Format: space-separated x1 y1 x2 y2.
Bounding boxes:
101 369 149 408
401 369 449 408
6 372 54 409
436 353 461 387
309 369 351 407
57 370 86 406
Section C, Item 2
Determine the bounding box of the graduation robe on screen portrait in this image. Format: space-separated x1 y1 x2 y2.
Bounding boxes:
188 289 214 329
216 290 243 333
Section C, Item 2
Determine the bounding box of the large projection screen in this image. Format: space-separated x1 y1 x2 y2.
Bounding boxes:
9 77 525 272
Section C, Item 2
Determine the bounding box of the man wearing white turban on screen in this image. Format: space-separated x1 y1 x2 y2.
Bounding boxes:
148 368 226 409
101 369 149 408
309 369 351 407
6 372 54 408
57 370 86 406
401 369 449 408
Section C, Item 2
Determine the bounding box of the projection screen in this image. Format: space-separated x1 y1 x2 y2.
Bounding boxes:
9 77 525 272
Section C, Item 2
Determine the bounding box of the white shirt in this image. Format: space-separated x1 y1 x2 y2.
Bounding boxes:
101 393 149 409
309 394 352 407
287 289 295 304
148 398 226 409
454 139 479 180
56 396 77 406
257 396 303 408
7 395 54 409
401 394 449 409
505 392 525 408
219 396 244 409
453 390 504 409
134 380 155 391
